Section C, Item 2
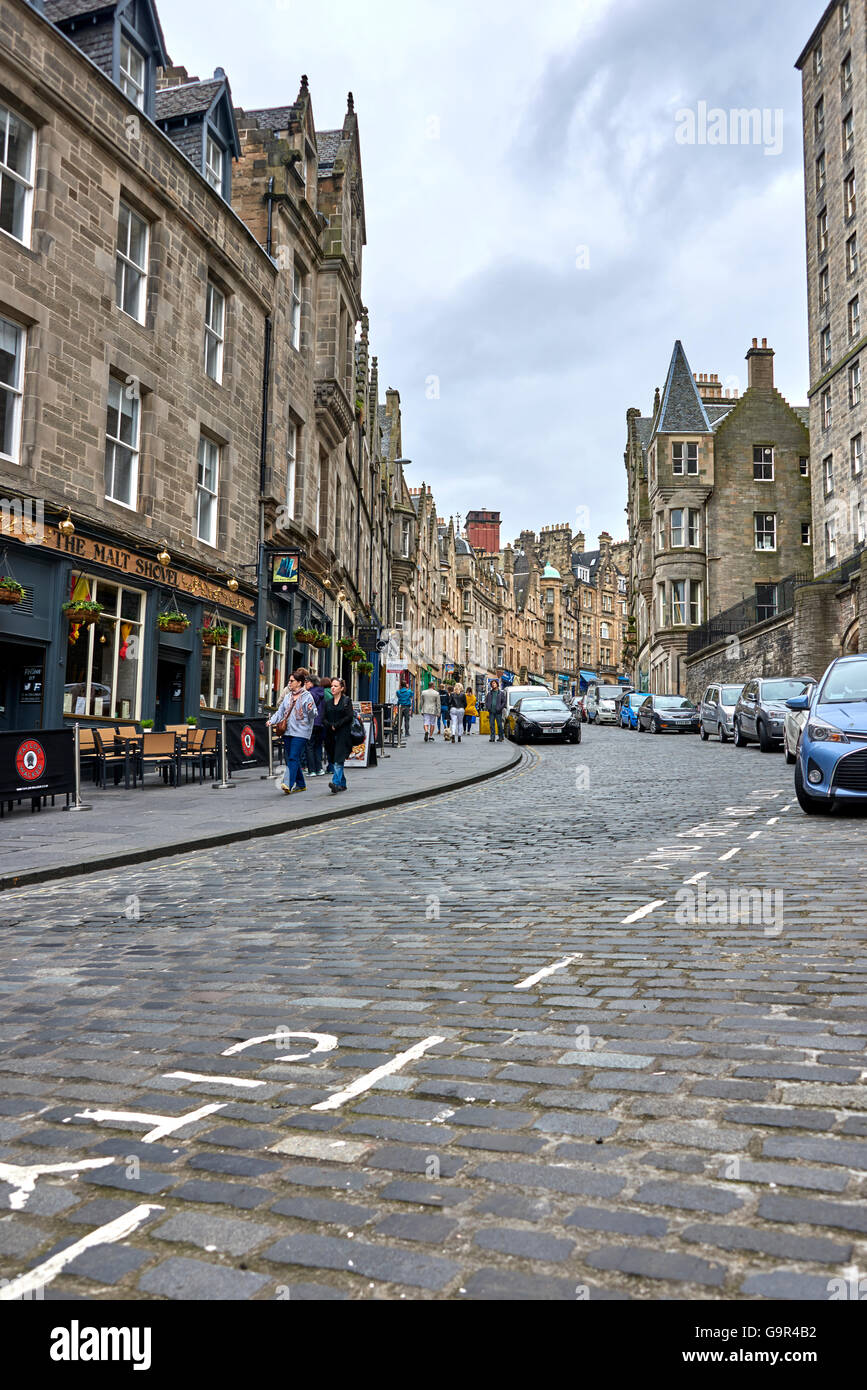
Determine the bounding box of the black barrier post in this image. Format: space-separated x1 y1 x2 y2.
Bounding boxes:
63 724 91 813
211 714 236 791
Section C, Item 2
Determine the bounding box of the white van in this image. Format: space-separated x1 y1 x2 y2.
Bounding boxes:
504 683 551 714
586 681 628 724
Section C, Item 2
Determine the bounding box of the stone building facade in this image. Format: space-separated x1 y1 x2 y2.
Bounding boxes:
624 339 813 695
0 0 272 731
797 0 867 577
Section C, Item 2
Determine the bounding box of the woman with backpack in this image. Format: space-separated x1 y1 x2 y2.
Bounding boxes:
449 682 467 744
323 676 355 793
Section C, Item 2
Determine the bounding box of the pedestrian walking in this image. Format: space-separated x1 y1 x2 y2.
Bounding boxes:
420 684 440 742
464 687 478 734
485 679 506 742
303 675 327 776
323 676 354 793
396 680 413 740
449 682 467 744
268 668 317 794
439 686 451 739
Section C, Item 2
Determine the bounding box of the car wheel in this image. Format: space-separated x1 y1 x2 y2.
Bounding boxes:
700 726 709 741
718 724 729 744
637 720 645 732
795 760 831 815
734 718 748 747
757 719 775 753
784 729 796 765
651 718 661 734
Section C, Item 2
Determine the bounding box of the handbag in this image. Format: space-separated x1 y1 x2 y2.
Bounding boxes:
273 715 288 737
349 712 365 742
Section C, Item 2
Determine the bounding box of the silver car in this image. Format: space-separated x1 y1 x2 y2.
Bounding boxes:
783 680 816 763
734 676 816 752
699 683 744 743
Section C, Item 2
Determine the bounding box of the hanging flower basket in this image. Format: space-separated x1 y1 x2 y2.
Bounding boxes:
313 633 331 650
346 646 364 663
358 660 374 676
0 577 24 605
294 627 316 644
63 598 103 626
337 637 356 653
201 624 229 648
158 610 191 634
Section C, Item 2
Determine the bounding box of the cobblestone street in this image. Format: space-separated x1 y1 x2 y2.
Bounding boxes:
0 725 865 1302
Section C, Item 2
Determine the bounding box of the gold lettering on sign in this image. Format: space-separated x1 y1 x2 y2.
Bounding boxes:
29 525 255 616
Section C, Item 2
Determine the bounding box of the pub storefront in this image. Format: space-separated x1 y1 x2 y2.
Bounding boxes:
261 559 332 713
0 521 256 732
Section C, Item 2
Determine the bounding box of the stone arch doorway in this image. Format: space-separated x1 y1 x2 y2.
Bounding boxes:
841 620 859 655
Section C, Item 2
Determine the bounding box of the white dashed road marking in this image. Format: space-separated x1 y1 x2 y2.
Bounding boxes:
514 954 582 990
0 1158 114 1212
0 1204 162 1300
75 1103 225 1143
683 871 709 885
164 1071 267 1089
718 847 741 861
311 1036 446 1112
621 900 667 924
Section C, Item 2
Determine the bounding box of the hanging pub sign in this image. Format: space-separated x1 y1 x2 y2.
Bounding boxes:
270 552 301 594
0 729 75 799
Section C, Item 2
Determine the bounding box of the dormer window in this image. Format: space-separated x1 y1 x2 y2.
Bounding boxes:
119 37 146 109
205 136 224 193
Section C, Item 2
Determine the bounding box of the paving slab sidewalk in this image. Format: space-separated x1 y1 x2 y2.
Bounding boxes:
0 729 519 891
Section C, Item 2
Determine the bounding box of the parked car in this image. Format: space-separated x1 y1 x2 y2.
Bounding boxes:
783 679 817 763
734 676 816 752
587 681 627 725
506 696 581 744
637 693 700 734
699 683 744 742
504 683 550 716
570 693 588 723
619 692 650 730
790 655 867 813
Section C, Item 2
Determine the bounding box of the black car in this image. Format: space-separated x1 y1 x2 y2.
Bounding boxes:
637 693 700 734
506 696 581 743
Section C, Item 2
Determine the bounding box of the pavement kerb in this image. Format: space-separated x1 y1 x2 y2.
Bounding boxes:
0 743 524 894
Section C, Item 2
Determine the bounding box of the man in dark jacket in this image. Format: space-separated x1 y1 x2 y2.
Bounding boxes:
485 680 506 742
303 675 327 775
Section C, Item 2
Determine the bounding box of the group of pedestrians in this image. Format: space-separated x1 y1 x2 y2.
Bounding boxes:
414 680 505 744
268 669 356 796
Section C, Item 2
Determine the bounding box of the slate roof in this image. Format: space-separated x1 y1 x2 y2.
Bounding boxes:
634 416 654 451
156 79 223 121
410 494 421 514
656 341 712 434
243 105 296 132
705 401 737 431
316 130 342 170
455 536 473 556
572 549 600 575
793 405 810 427
44 0 114 21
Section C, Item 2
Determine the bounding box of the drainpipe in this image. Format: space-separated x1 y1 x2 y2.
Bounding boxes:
256 178 275 712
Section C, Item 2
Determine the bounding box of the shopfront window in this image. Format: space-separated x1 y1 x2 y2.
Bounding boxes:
264 624 285 709
200 620 246 712
63 574 144 719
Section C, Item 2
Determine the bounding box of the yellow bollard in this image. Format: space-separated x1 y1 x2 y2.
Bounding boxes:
479 710 490 736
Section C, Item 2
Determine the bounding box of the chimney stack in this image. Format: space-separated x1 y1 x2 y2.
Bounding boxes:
746 338 774 391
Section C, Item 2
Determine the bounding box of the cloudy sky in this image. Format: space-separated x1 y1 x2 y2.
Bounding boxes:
164 0 821 550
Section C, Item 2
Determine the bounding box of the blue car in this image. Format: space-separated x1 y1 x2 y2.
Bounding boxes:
619 692 650 729
789 654 867 814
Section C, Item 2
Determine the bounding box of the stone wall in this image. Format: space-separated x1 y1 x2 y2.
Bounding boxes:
684 614 794 703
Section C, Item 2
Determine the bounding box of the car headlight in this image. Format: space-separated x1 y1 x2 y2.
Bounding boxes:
807 719 849 744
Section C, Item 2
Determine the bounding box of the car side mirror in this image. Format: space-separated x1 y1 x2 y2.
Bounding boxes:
785 696 809 711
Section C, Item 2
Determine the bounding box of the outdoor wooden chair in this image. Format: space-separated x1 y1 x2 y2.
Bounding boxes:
138 731 180 787
92 728 134 789
196 727 219 781
76 727 101 784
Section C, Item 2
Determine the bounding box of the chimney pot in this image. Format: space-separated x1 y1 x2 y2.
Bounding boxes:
752 338 758 348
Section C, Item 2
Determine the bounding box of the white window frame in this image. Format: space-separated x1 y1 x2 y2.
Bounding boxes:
841 0 851 32
819 265 829 306
802 522 811 546
754 512 777 552
63 573 145 720
657 582 667 628
204 281 225 383
845 170 857 220
196 435 220 546
116 201 148 323
847 232 858 277
800 456 810 476
852 433 863 476
823 388 832 428
0 102 35 247
119 36 146 109
670 508 684 547
291 267 302 351
818 207 828 254
857 500 866 545
849 295 861 341
104 376 140 509
814 41 823 77
843 109 855 156
401 519 411 558
755 583 779 623
842 52 853 98
753 445 775 481
201 620 246 713
823 454 835 496
826 518 837 562
205 135 224 194
286 420 297 520
815 96 825 140
264 623 286 709
850 360 862 406
816 151 826 195
687 508 701 547
821 325 832 368
0 315 25 464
